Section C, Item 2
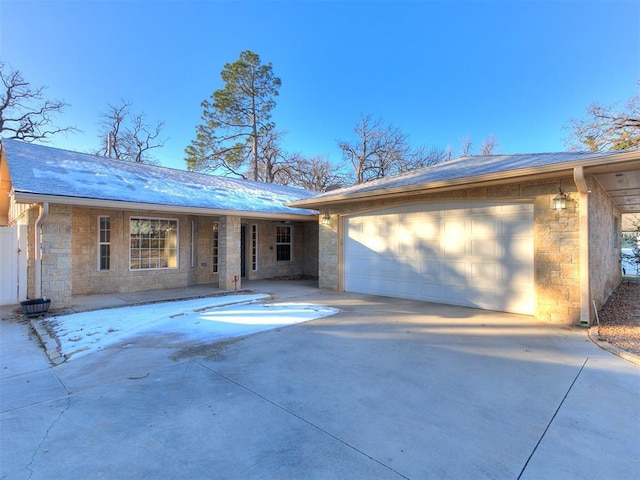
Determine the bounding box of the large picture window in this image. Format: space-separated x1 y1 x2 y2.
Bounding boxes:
276 225 292 262
130 218 178 270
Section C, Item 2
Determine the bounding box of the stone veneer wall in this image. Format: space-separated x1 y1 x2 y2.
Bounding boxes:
218 215 241 290
532 183 581 323
246 221 318 280
72 208 194 296
10 203 317 308
588 177 622 310
318 177 594 324
41 204 73 306
302 222 319 278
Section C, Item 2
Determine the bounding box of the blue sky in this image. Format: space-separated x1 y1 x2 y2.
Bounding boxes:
1 0 638 171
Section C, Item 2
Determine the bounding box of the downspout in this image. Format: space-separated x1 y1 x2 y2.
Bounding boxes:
34 202 49 299
573 167 590 326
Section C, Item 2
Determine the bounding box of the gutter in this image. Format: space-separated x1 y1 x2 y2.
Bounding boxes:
573 167 591 326
289 152 640 208
13 193 318 222
34 202 49 299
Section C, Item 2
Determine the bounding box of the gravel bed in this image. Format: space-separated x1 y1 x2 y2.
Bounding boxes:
596 281 640 357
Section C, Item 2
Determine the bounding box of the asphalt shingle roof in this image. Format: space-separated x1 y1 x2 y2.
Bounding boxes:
295 150 627 205
2 139 317 216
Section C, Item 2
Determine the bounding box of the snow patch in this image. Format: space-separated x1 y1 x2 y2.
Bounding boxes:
43 294 338 360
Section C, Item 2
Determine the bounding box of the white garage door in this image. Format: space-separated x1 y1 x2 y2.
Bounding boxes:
344 201 534 315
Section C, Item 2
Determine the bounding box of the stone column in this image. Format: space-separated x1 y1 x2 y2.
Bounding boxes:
41 204 73 307
319 213 340 291
218 215 242 290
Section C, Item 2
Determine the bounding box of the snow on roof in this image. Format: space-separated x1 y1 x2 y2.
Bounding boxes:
2 139 317 217
296 150 627 204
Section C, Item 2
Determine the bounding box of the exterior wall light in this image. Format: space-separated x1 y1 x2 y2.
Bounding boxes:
553 187 568 210
321 213 330 225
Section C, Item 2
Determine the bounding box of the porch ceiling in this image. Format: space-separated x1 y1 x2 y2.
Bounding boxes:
591 163 640 214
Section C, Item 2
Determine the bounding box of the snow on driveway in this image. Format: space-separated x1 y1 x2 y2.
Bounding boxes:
43 293 339 361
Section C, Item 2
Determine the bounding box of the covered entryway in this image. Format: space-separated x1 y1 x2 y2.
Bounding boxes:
0 225 27 305
344 201 534 315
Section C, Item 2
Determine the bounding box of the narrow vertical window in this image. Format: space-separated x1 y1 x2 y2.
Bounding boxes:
190 220 196 268
251 224 258 271
98 216 110 271
276 225 292 262
212 222 219 273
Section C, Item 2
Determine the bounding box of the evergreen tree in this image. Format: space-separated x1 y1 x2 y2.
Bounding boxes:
186 51 281 180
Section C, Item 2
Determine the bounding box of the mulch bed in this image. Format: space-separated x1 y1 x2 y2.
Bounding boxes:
597 281 640 357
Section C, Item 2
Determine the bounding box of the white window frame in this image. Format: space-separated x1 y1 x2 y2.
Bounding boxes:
129 217 179 270
251 224 258 271
212 222 219 273
190 220 196 268
276 225 292 262
98 216 110 271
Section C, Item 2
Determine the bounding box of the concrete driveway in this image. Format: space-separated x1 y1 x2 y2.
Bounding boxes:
1 287 639 479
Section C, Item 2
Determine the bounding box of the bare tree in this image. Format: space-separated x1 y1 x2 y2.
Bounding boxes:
254 129 289 183
278 154 348 191
460 135 473 156
98 99 165 164
404 145 448 169
0 61 75 141
458 134 499 156
481 134 498 155
338 114 442 184
566 93 640 151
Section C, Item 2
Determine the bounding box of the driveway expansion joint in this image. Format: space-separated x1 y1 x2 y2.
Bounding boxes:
195 360 411 479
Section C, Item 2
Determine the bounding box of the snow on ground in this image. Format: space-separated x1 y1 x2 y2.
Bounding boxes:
43 293 339 361
622 247 639 276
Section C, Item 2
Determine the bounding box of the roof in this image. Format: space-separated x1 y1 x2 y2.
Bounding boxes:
1 139 318 219
291 150 640 212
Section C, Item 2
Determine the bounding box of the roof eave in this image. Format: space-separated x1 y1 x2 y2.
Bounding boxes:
13 192 318 221
289 152 640 209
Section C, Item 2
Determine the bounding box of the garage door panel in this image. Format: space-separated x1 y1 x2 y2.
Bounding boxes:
471 239 502 257
345 201 534 315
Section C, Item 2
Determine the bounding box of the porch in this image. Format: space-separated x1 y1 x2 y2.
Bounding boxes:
0 279 321 320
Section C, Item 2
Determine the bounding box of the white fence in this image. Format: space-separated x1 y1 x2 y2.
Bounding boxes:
0 225 27 305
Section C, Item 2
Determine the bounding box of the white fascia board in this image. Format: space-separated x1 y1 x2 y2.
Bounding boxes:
290 153 640 208
13 192 318 222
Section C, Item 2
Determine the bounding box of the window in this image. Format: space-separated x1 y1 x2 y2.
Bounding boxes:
212 222 219 273
251 224 258 271
130 218 178 270
98 216 110 271
276 225 292 262
190 220 196 268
